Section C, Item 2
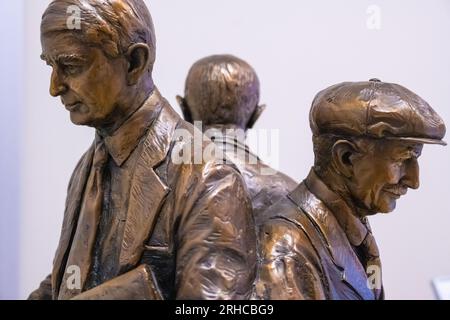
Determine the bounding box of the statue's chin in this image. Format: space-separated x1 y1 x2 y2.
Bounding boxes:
355 199 396 216
69 111 100 128
70 114 91 126
375 201 397 214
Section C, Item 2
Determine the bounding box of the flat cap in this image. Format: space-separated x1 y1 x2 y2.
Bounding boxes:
310 79 446 145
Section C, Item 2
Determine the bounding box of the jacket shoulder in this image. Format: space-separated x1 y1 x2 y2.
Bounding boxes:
258 200 322 269
254 193 334 299
255 210 328 300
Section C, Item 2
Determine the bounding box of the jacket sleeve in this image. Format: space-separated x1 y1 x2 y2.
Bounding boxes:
28 274 52 300
173 162 256 300
70 265 162 300
254 219 328 300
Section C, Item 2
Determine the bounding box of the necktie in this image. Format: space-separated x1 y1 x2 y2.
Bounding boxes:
359 226 384 300
58 140 109 299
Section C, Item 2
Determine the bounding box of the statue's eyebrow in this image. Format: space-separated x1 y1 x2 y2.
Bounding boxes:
397 147 421 160
390 148 416 161
40 53 87 64
56 54 88 64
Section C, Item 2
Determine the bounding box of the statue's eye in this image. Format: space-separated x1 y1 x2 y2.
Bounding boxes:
62 63 82 76
393 161 403 168
390 157 407 167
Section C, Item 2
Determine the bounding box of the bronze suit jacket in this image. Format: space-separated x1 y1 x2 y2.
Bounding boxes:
211 131 297 219
29 89 256 300
254 170 383 300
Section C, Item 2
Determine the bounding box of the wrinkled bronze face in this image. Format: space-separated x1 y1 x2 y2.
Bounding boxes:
348 139 423 213
41 32 129 128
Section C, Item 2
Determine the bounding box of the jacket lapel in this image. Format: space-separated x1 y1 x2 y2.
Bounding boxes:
288 183 375 300
51 144 95 299
118 95 180 270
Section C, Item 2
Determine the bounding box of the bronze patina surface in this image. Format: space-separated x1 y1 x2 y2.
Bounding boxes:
29 0 256 300
254 79 446 300
178 54 297 220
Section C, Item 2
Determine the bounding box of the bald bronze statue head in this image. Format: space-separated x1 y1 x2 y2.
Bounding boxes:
40 0 155 134
310 79 446 215
177 54 265 130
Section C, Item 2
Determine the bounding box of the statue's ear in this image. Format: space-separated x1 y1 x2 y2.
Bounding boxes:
176 95 193 123
331 139 359 178
125 43 152 86
246 104 266 129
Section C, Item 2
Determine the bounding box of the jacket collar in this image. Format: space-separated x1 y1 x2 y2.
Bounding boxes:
206 125 260 163
117 90 180 269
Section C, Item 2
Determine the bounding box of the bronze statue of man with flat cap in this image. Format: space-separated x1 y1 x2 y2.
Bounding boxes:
29 0 256 300
254 79 446 300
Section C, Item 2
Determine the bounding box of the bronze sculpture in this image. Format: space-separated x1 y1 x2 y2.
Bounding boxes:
29 0 256 300
254 79 446 300
177 54 297 220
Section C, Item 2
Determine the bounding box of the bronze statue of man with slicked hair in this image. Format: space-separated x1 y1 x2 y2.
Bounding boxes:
29 0 256 300
178 54 297 221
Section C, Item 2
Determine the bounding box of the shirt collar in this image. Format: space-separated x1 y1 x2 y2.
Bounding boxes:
305 169 369 246
96 89 163 167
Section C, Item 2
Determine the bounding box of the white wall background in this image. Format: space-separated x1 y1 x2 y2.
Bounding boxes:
0 0 23 299
10 0 450 299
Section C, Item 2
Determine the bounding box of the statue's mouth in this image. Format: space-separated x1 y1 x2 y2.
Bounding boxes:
382 186 407 198
65 102 82 112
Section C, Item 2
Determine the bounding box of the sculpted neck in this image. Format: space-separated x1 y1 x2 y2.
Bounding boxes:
97 82 154 137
